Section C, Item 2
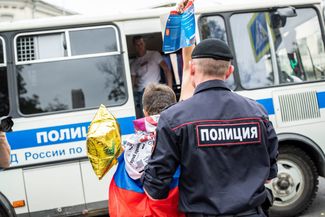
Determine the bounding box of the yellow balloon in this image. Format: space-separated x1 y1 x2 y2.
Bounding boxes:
86 104 122 180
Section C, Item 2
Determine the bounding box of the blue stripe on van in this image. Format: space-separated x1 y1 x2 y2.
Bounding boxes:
5 91 325 151
257 98 275 115
6 116 135 150
317 92 325 108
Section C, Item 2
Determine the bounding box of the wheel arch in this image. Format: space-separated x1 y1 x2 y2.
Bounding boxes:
277 133 325 177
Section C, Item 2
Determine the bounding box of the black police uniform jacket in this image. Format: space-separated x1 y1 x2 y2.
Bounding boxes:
142 79 278 215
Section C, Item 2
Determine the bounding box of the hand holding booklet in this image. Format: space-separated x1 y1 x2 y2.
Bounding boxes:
161 0 195 53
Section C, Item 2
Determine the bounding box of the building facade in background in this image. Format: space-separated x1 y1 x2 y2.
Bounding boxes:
0 0 75 22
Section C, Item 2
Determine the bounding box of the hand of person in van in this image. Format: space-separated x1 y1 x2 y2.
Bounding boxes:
176 0 193 14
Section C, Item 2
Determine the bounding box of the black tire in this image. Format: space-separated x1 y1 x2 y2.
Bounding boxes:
0 207 9 217
269 145 319 217
0 192 17 217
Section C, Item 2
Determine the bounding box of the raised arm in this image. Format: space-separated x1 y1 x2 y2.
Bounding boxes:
179 45 195 101
177 0 195 101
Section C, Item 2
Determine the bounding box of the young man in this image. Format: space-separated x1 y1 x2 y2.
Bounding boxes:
131 36 173 117
109 83 184 217
142 39 278 217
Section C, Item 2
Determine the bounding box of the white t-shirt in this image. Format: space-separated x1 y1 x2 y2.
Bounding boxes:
130 50 163 91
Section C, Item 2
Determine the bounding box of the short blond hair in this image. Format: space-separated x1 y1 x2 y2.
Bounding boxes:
192 58 230 76
142 84 176 115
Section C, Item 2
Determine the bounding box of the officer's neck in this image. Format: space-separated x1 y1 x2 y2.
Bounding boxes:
194 73 225 87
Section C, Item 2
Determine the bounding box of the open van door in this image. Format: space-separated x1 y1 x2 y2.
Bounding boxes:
126 32 183 118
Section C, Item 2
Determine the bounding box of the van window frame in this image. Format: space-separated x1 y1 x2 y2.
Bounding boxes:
14 25 121 65
0 36 7 66
13 24 129 117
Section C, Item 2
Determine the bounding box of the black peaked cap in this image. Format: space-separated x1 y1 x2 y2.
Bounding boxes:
191 39 233 61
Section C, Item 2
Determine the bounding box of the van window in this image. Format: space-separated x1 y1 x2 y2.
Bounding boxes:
230 8 325 89
275 9 325 83
16 26 119 63
69 27 118 55
0 37 9 116
199 15 235 90
15 26 127 115
16 32 66 62
230 12 274 89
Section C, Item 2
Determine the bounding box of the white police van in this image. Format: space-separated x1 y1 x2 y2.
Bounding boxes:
0 0 324 216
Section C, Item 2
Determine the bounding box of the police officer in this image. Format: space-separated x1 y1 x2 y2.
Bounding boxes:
142 39 278 217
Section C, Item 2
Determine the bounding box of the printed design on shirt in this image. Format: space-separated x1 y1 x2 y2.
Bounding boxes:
124 131 155 175
137 61 148 75
140 61 148 67
196 120 261 147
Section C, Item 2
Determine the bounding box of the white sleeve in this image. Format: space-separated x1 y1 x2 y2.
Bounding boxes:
153 51 163 64
130 59 137 76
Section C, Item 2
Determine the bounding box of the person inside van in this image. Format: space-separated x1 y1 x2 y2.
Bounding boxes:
131 35 173 118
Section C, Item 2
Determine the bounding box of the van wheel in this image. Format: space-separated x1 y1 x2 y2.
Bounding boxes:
268 145 318 217
0 192 17 217
0 206 9 217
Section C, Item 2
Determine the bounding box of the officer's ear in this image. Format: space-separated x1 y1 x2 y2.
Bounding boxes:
189 60 197 88
189 60 195 76
225 64 234 79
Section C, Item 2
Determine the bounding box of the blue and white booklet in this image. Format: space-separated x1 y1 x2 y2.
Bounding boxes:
161 1 196 53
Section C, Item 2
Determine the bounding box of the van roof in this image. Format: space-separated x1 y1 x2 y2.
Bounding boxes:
0 0 322 32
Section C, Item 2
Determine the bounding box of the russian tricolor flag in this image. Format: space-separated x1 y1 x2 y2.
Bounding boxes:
109 154 184 217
